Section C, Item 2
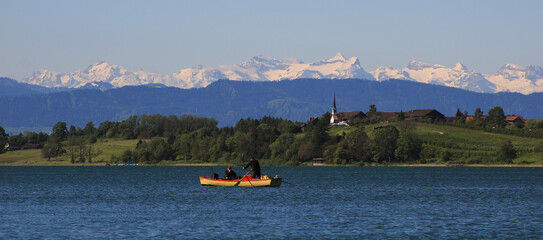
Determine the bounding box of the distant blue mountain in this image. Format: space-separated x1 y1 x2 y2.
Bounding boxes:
0 77 70 97
0 78 542 129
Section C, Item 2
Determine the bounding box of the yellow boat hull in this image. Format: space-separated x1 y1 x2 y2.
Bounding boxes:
199 176 282 187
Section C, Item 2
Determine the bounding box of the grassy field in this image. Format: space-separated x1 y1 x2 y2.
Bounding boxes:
1 123 542 166
90 138 141 163
363 122 543 165
0 138 140 165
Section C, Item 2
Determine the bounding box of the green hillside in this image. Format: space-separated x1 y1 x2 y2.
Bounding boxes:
1 122 542 166
367 123 543 165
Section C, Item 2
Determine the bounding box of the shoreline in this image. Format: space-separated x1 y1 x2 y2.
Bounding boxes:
1 163 543 167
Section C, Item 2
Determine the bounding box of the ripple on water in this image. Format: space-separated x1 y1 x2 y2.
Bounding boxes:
1 166 542 239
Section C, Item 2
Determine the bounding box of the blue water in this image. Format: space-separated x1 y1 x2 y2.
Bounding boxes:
1 166 542 239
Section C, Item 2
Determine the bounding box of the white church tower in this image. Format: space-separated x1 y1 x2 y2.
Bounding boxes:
330 92 338 124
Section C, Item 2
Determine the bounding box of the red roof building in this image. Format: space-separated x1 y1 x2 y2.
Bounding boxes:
505 115 526 124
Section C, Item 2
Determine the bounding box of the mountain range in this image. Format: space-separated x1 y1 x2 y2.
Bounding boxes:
19 53 543 94
1 78 542 131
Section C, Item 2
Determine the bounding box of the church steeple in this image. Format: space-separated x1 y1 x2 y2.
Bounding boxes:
332 92 337 115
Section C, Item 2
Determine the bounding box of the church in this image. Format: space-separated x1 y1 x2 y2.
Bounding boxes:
329 93 367 126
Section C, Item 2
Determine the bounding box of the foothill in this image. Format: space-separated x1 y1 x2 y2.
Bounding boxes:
1 96 542 166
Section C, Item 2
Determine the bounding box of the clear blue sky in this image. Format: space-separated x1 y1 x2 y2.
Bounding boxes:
1 0 542 79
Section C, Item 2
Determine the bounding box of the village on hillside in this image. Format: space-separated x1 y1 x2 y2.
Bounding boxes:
302 94 527 129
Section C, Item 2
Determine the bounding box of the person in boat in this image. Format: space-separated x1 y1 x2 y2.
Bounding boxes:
242 156 261 179
224 166 238 180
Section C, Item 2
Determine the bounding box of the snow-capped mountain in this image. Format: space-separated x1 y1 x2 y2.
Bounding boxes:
20 54 543 94
22 53 375 89
371 60 496 93
485 64 543 94
25 61 182 88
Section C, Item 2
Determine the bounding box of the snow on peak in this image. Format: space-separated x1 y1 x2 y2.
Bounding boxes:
501 63 523 70
90 61 111 67
454 62 468 71
327 52 347 62
370 66 411 82
239 55 292 70
485 63 543 93
372 61 495 93
406 60 433 70
18 56 543 94
526 65 543 80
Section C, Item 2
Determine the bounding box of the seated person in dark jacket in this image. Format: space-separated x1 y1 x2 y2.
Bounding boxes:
243 156 261 179
224 166 238 180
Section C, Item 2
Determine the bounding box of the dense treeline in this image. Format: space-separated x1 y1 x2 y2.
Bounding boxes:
1 109 543 165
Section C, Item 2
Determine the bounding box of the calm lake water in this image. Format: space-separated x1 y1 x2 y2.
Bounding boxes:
1 166 542 239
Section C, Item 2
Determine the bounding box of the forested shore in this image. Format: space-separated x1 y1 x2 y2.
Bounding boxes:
1 109 543 166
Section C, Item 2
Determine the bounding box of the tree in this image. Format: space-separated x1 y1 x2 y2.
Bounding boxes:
487 106 505 128
86 139 102 163
297 141 315 161
41 144 56 161
442 150 452 162
0 126 8 154
68 125 77 136
41 142 64 161
395 131 423 162
52 122 68 141
473 108 485 127
309 115 331 158
396 111 405 121
497 140 516 163
371 126 399 163
66 136 86 163
148 138 175 163
269 133 295 160
342 127 371 163
474 108 483 120
84 122 96 136
455 108 464 118
8 134 27 148
369 104 377 114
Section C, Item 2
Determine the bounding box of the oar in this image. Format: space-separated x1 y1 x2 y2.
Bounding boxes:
234 170 252 187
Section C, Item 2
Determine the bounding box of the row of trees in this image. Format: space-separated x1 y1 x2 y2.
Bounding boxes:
106 112 519 165
451 106 543 139
104 113 424 165
454 106 507 128
0 108 536 164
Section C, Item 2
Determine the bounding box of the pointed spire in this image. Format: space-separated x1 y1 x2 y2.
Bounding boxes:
332 91 337 116
333 91 336 109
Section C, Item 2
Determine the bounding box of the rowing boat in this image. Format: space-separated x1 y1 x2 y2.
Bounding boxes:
199 175 282 187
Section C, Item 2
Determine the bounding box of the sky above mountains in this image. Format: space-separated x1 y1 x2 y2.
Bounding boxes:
1 0 542 79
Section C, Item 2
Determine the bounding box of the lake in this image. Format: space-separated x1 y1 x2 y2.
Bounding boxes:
1 166 542 239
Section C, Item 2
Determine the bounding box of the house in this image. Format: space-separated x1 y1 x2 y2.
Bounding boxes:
446 116 461 122
5 144 22 151
466 116 487 122
405 109 445 122
337 111 367 122
312 158 326 166
505 115 526 125
366 112 400 121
